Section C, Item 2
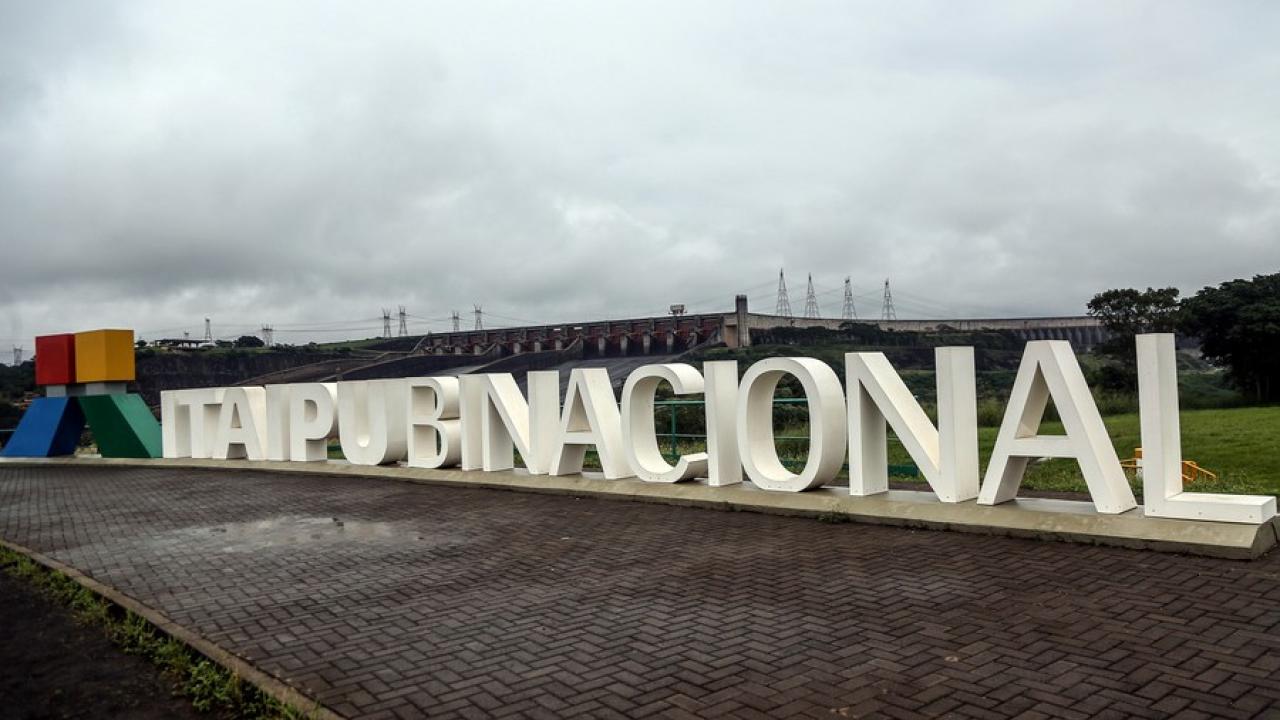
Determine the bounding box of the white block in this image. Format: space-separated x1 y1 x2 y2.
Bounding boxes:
703 361 743 486
459 373 558 473
548 368 632 479
337 379 408 466
1137 333 1275 524
406 376 461 469
621 363 707 483
736 357 846 492
162 388 225 459
978 341 1136 514
845 348 979 502
263 385 291 461
213 387 267 460
288 383 336 462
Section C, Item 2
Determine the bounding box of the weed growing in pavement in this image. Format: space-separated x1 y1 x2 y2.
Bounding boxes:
0 546 320 720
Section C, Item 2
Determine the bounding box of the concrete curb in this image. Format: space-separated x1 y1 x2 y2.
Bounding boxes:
0 536 343 720
4 456 1278 559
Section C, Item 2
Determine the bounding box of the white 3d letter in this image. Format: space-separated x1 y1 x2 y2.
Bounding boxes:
161 388 225 459
846 348 979 502
703 361 742 486
978 341 1136 513
459 372 558 473
289 383 336 462
736 358 847 492
548 368 633 479
337 380 408 466
1137 334 1275 523
407 376 461 469
264 385 291 461
621 364 707 482
213 387 267 460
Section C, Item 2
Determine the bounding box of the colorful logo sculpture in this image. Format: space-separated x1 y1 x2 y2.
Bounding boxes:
1 329 162 458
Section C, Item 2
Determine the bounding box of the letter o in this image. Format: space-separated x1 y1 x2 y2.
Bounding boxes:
736 358 847 491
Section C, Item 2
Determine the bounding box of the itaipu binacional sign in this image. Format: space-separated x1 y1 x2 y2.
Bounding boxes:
146 333 1275 526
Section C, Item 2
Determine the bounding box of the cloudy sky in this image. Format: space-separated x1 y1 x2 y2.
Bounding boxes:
1 1 1278 352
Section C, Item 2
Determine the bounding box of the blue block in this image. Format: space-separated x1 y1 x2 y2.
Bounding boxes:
0 397 85 457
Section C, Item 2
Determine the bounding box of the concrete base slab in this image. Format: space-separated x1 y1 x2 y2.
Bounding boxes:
3 456 1277 559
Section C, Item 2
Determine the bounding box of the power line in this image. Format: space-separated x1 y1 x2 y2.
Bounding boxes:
881 278 897 321
775 268 792 318
803 274 820 319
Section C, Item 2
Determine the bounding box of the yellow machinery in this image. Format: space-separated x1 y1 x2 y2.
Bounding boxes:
1120 447 1218 485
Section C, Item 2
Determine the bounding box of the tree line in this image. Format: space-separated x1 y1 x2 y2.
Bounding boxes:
1088 272 1280 402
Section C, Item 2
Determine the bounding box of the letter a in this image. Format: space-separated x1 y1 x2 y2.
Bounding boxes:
978 341 1135 514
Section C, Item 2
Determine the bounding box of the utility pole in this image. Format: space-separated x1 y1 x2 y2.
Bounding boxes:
803 274 820 319
451 311 461 333
203 318 213 344
397 306 408 336
881 278 897 321
382 309 392 338
473 305 483 331
842 277 857 320
775 268 792 318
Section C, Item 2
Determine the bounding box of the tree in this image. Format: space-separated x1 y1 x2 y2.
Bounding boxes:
1180 273 1280 403
1085 287 1180 389
233 335 264 348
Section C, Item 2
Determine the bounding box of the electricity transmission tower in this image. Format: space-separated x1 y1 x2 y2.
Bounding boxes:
451 311 461 332
381 309 392 338
775 268 792 318
203 318 213 343
842 277 857 320
803 274 820 319
397 306 408 336
473 305 483 331
12 346 21 366
260 326 274 347
881 278 897 321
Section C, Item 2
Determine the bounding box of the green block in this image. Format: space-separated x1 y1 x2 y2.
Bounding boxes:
78 393 162 459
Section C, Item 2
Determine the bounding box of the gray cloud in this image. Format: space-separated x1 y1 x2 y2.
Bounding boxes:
2 0 1278 349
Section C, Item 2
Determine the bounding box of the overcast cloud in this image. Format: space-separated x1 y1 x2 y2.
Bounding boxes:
2 1 1279 350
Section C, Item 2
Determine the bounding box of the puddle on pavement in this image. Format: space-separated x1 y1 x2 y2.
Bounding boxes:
179 516 466 552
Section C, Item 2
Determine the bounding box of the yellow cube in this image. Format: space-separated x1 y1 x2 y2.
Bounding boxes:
74 329 136 383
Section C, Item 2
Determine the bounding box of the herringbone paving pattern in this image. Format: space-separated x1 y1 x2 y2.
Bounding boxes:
1 466 1278 719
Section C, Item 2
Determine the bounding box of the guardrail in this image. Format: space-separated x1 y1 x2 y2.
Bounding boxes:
653 397 919 477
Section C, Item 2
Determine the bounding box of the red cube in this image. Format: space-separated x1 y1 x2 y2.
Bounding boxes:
35 334 77 386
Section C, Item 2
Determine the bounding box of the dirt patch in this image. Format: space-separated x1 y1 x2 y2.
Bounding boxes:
0 568 201 720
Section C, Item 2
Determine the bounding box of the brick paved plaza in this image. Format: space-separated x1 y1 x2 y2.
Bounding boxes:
1 465 1278 719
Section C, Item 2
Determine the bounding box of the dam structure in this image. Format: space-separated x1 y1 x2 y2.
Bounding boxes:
229 297 1107 393
402 296 1105 356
